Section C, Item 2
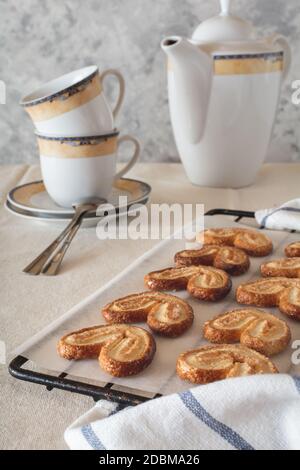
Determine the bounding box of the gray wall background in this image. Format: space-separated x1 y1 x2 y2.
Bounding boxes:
0 0 299 165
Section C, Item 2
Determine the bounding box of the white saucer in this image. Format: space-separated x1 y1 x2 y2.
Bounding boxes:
6 178 151 227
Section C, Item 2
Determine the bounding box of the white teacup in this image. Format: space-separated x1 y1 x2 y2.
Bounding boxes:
21 66 125 136
36 131 140 208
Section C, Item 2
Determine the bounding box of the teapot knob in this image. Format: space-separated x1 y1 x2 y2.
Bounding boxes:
220 0 232 15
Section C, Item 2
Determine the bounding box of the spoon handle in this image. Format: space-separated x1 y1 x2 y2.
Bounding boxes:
22 217 80 275
41 220 82 276
22 203 95 275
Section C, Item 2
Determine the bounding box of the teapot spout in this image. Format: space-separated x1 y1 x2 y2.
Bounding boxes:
161 36 213 144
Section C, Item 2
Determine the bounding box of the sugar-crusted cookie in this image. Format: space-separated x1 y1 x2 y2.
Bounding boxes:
98 326 156 377
102 291 165 323
102 291 194 337
58 324 156 377
176 344 277 384
57 324 125 360
261 258 300 278
203 308 291 356
175 245 250 276
147 300 194 337
144 266 231 301
187 267 232 301
197 227 273 257
285 242 300 258
144 266 200 291
236 277 300 320
278 287 300 320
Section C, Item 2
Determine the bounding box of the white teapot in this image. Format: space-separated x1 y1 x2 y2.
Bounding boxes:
161 0 291 188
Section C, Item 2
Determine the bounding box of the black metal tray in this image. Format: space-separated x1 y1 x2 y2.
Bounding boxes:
9 209 256 406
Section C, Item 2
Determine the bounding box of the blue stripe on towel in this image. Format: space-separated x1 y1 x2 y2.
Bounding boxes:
293 376 300 393
81 424 106 450
179 390 254 451
261 207 300 228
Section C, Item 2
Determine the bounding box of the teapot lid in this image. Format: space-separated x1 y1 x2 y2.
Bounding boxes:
192 0 253 42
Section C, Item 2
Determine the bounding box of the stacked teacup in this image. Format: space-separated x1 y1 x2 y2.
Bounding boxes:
21 66 140 208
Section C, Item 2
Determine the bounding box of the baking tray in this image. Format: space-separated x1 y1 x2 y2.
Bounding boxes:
9 209 300 406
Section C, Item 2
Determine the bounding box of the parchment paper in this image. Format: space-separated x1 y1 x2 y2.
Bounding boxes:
13 215 300 398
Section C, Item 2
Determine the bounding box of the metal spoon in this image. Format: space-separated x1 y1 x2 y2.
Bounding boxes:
23 201 102 276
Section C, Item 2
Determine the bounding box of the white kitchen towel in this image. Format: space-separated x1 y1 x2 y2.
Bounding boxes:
64 374 300 450
255 199 300 232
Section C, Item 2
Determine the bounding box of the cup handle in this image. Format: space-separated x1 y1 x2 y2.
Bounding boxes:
100 69 125 119
268 34 292 81
114 135 140 180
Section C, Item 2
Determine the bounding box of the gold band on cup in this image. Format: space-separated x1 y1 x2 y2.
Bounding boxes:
25 74 102 122
37 132 119 159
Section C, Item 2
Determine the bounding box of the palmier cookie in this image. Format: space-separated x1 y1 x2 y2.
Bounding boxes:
177 344 277 384
261 258 300 278
58 324 156 377
278 287 300 321
144 266 200 291
102 292 194 337
197 228 273 257
187 267 232 301
285 242 300 258
144 266 231 301
203 309 291 356
147 300 194 337
236 277 300 320
175 245 250 276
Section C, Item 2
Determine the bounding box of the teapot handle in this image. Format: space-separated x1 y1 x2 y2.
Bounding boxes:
269 34 292 81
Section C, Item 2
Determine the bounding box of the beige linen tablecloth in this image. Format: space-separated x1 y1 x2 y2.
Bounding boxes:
1 162 300 450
